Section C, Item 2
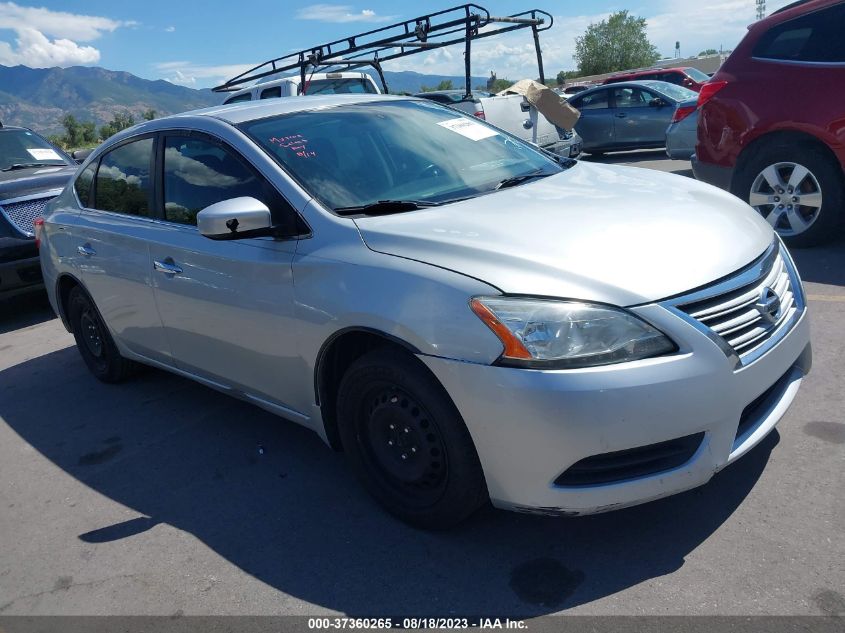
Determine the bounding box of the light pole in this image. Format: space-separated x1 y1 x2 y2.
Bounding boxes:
756 0 766 20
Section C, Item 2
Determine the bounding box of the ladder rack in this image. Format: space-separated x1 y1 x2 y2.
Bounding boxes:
212 4 553 97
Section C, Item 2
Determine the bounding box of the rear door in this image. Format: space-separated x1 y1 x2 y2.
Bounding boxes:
73 135 172 362
477 94 558 149
568 88 614 151
147 132 305 414
610 86 673 148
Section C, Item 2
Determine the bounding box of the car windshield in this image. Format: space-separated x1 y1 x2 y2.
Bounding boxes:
684 68 710 83
0 129 70 171
241 99 563 212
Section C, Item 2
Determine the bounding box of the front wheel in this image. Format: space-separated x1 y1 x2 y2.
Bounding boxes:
734 145 844 248
337 349 487 529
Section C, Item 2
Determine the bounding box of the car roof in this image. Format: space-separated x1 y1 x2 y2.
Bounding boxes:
140 94 412 128
609 67 690 78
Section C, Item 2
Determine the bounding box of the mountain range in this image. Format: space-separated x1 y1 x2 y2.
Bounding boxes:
0 65 489 136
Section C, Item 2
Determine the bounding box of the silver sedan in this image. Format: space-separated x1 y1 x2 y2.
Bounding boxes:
39 95 810 528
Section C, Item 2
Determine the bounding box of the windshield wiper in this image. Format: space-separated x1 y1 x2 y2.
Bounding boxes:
494 169 556 191
1 162 60 172
334 200 442 216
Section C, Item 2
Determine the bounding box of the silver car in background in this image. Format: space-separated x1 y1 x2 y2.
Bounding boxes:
665 96 699 160
39 95 811 528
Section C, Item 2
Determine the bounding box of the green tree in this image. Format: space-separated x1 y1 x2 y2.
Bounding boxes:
142 109 157 121
53 114 98 149
100 111 136 140
489 78 514 93
420 79 454 92
574 10 660 76
698 48 719 56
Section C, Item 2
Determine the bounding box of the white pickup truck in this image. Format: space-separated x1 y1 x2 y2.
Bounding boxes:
414 89 583 158
222 72 381 103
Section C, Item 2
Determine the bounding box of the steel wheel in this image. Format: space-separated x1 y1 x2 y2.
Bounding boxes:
749 161 823 237
79 308 105 358
357 384 449 506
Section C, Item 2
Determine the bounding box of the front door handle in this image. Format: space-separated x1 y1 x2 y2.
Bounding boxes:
154 258 183 276
615 112 627 118
77 244 96 257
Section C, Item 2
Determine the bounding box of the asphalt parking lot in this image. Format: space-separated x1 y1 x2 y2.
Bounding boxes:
1 151 843 618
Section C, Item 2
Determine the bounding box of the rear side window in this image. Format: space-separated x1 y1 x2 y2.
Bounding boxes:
224 93 253 104
75 162 96 207
572 90 610 110
94 138 154 217
754 4 845 62
162 136 294 228
260 86 282 99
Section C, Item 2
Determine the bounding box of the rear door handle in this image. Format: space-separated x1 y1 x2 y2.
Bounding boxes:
154 258 183 276
615 112 627 118
77 244 96 257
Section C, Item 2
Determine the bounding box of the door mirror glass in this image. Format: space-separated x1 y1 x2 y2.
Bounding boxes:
71 148 93 164
197 197 273 240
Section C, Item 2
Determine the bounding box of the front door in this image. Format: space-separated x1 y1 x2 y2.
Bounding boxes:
148 133 305 415
570 89 615 151
610 86 673 148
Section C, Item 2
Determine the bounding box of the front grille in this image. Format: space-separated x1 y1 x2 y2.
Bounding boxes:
677 247 798 361
0 196 54 236
554 432 705 487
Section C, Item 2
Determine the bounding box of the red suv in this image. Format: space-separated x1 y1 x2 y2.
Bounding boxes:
693 0 845 247
602 67 710 92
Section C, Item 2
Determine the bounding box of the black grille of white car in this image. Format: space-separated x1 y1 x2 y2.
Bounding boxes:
0 196 54 237
677 247 798 361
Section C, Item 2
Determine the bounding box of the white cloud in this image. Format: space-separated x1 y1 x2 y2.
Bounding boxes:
0 2 134 67
295 4 395 23
165 26 176 33
0 26 100 66
154 61 257 88
0 2 132 41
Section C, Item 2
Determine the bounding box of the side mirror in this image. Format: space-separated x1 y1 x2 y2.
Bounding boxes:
197 197 273 240
649 98 667 108
71 148 93 164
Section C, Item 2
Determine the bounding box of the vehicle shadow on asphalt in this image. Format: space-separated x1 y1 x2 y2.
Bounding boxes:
0 292 56 335
0 348 778 617
790 237 845 287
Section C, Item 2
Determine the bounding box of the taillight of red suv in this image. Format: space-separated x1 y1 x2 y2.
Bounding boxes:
696 81 728 109
672 105 697 123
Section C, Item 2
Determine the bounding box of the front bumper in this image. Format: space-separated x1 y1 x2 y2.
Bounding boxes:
420 304 811 516
0 247 43 299
543 133 583 159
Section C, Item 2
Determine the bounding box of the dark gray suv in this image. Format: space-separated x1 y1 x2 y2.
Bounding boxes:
0 123 76 299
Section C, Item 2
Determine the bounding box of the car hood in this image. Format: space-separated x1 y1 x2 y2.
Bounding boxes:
354 161 773 306
0 165 76 200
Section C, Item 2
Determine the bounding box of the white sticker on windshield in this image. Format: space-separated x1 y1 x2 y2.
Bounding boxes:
437 117 498 141
27 148 61 161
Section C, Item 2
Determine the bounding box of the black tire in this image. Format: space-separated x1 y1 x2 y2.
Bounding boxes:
337 348 487 529
733 144 845 248
67 286 135 383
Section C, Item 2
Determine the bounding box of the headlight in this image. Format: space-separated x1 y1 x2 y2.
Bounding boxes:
470 297 676 369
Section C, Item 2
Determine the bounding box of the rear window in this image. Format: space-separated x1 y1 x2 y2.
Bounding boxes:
684 68 710 83
301 78 378 95
94 138 154 217
754 4 845 63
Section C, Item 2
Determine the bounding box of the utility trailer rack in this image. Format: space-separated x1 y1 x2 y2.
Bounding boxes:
212 4 553 97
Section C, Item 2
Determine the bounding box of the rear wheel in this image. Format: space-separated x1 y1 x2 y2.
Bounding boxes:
734 145 844 247
67 286 135 383
337 349 487 529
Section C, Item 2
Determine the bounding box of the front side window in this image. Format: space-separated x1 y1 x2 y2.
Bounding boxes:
754 4 845 63
241 100 562 212
75 162 96 207
163 136 289 226
260 86 282 99
94 138 153 216
0 129 70 171
612 87 652 108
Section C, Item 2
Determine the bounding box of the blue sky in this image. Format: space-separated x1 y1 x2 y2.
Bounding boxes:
0 0 794 88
